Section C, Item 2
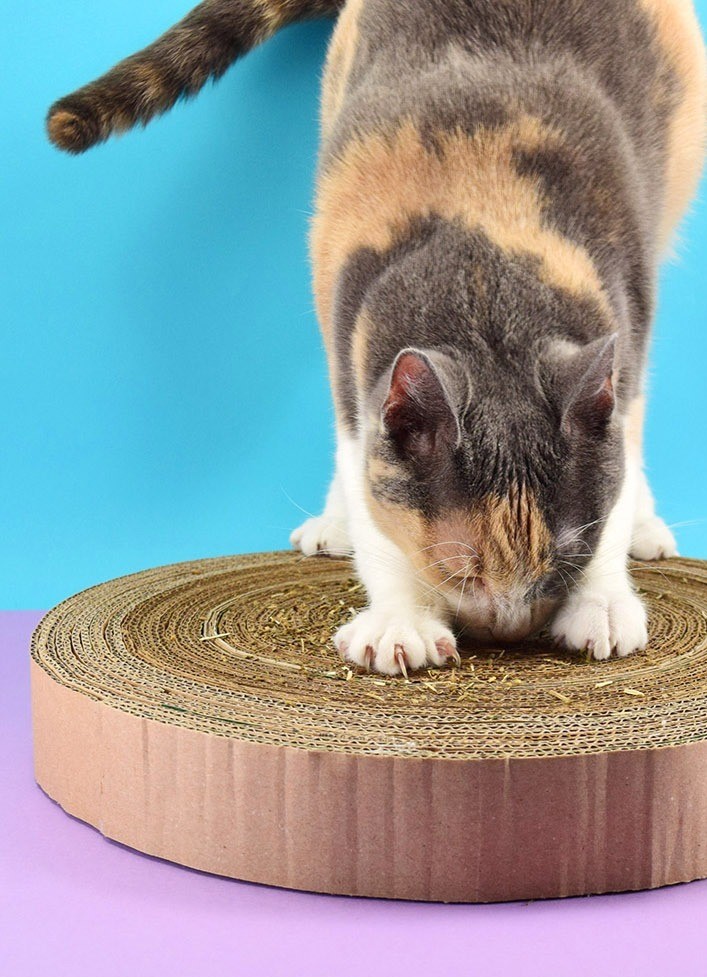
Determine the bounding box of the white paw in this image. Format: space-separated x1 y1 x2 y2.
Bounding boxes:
550 587 648 661
630 515 678 561
334 608 459 676
290 514 351 557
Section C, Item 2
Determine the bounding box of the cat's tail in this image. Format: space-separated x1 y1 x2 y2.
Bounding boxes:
46 0 343 153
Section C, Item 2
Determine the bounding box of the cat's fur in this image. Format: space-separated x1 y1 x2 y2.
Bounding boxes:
48 0 706 674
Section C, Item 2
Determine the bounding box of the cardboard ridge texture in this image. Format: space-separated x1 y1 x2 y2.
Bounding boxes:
30 551 707 902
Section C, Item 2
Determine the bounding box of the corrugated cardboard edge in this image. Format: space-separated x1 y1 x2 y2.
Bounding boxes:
31 659 707 902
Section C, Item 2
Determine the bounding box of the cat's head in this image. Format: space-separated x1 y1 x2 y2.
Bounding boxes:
363 337 624 641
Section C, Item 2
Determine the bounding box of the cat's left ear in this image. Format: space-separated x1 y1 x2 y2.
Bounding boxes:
382 349 462 460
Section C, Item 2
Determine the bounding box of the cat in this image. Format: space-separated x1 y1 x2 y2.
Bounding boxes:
47 0 706 675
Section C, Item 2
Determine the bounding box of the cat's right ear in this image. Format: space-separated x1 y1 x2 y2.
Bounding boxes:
382 349 461 461
553 334 618 437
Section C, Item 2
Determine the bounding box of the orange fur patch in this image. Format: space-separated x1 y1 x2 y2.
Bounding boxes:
349 308 371 403
625 394 647 462
253 0 286 34
639 0 707 248
366 475 552 596
133 63 167 103
47 110 85 152
365 485 431 564
312 117 613 340
427 490 553 591
320 0 364 141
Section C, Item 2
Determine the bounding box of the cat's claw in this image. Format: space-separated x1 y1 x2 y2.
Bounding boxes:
551 587 648 661
290 514 351 557
437 638 461 666
334 608 459 676
630 515 678 562
394 646 409 679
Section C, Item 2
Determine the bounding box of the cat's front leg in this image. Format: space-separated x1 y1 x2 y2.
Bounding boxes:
624 395 677 561
551 459 648 661
333 536 460 676
630 467 678 561
333 434 459 676
290 470 352 557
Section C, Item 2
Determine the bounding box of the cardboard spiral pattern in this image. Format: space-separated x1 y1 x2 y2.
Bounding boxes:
31 551 707 902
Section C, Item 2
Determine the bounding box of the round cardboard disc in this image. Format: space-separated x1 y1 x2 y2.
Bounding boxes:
30 551 707 902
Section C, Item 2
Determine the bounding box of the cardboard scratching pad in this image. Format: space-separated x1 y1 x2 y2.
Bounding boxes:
31 551 707 902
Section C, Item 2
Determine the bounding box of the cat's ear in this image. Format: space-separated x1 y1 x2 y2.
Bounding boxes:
557 334 617 436
382 349 461 460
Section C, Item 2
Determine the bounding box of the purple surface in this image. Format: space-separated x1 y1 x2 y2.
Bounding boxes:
3 612 707 977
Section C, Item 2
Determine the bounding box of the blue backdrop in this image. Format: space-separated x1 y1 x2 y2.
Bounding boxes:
2 1 706 608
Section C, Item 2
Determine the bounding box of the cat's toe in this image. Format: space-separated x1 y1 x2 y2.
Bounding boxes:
608 591 649 658
290 514 351 557
630 516 677 561
551 588 647 661
551 592 612 660
333 609 458 675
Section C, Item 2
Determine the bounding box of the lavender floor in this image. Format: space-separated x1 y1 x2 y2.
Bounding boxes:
2 610 706 977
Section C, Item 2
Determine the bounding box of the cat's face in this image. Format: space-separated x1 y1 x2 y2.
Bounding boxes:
365 341 623 642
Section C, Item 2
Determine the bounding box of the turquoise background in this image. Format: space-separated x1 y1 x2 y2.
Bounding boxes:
2 1 706 608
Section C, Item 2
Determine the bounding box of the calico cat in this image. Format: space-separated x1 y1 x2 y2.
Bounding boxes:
48 0 706 674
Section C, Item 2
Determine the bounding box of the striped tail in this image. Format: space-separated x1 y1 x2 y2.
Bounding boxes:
47 0 342 153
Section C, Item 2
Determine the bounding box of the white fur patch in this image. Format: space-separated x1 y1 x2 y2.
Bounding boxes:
334 608 458 675
630 515 678 561
630 468 678 560
552 452 648 660
551 587 648 660
290 515 351 556
290 469 352 556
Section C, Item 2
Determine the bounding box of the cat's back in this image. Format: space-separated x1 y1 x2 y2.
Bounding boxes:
327 0 702 91
322 0 705 246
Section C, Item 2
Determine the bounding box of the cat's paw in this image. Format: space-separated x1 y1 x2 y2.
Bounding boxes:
290 514 351 557
550 587 648 661
630 515 678 561
334 608 459 676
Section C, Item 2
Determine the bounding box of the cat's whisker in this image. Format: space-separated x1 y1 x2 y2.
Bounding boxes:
413 540 480 559
415 556 462 575
665 518 705 529
455 569 471 619
280 487 318 521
